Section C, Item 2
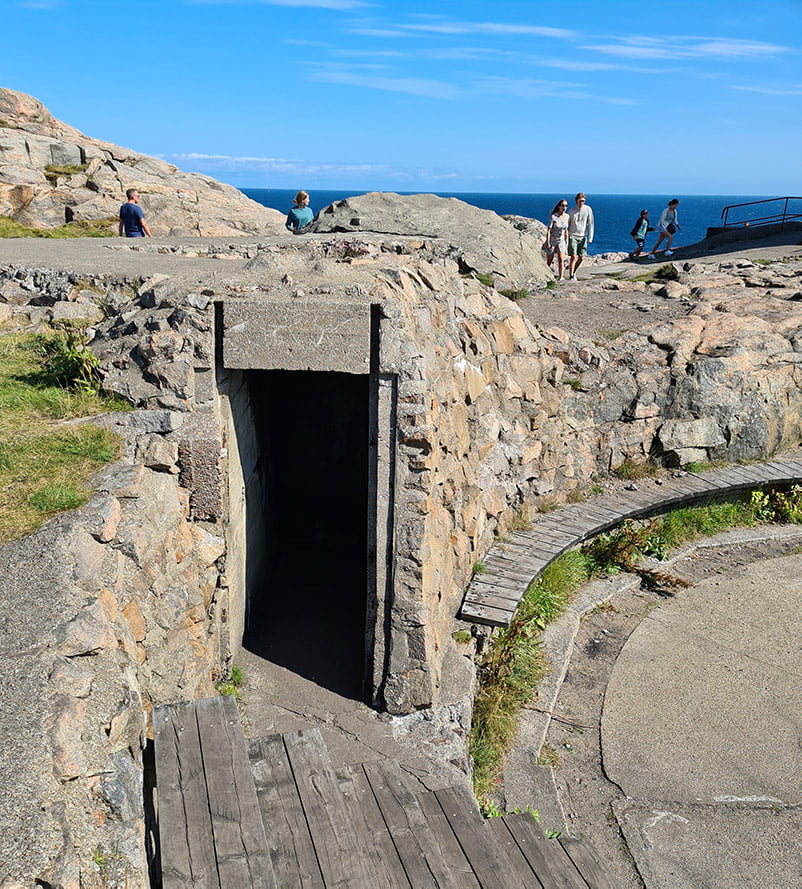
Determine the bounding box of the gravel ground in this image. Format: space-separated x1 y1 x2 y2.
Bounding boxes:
516 236 802 342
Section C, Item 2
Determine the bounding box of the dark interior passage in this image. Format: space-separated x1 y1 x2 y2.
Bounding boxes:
243 370 370 699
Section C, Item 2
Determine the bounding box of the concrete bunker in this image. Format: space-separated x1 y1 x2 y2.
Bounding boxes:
220 299 395 704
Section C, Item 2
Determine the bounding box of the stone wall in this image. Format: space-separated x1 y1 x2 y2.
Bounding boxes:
0 452 227 889
1 234 800 883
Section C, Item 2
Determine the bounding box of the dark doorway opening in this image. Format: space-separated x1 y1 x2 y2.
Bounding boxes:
243 370 370 700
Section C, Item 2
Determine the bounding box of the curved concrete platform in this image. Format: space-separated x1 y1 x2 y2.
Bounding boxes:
602 552 802 889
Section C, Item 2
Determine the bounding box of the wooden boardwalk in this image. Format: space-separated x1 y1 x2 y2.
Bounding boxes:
461 459 802 627
154 696 615 889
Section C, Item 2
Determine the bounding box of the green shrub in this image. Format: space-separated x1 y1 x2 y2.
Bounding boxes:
36 322 100 393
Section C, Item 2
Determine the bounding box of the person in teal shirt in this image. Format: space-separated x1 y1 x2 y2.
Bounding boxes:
628 209 653 260
286 190 313 232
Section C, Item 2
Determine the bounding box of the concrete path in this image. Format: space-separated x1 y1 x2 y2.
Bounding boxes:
602 552 802 889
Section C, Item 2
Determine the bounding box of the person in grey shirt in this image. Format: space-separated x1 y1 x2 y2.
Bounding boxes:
567 192 594 280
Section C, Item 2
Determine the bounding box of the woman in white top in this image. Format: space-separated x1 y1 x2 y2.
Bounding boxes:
546 199 570 281
647 199 681 257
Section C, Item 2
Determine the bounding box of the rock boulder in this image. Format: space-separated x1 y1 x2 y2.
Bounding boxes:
307 191 552 289
0 87 284 236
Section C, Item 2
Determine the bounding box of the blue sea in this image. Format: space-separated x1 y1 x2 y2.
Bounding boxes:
244 189 784 255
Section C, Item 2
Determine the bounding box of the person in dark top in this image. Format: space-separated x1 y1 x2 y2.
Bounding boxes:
118 188 152 237
628 209 653 260
285 190 313 232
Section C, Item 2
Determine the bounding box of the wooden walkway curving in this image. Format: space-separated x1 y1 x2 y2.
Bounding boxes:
460 459 802 627
154 695 616 889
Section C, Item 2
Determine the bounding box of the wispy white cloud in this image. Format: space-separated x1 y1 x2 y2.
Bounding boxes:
161 151 464 184
332 48 405 58
589 35 789 60
400 20 574 39
190 0 367 8
164 151 388 176
477 76 636 105
538 58 680 75
309 66 461 99
730 83 802 95
350 28 410 38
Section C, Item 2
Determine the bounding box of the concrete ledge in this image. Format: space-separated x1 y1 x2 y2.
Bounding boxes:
222 298 371 373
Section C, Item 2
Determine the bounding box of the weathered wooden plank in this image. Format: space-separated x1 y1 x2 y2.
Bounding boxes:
363 760 468 889
528 526 580 544
486 546 541 565
336 765 412 889
284 727 380 888
698 467 753 488
467 588 525 611
459 601 515 626
248 735 325 889
502 813 587 889
755 462 802 481
154 702 219 889
415 792 481 889
487 818 546 889
499 539 564 560
559 837 617 889
765 460 802 479
473 567 530 588
434 786 528 889
600 492 661 519
195 697 277 889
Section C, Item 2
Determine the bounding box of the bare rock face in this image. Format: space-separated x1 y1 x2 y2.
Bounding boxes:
0 87 284 236
307 191 552 288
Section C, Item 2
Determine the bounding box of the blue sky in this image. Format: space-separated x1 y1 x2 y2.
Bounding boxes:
3 0 801 194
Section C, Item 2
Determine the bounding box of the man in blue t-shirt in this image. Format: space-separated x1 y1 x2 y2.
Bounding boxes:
118 188 152 237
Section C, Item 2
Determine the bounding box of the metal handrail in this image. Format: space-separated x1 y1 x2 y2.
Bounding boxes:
720 196 802 234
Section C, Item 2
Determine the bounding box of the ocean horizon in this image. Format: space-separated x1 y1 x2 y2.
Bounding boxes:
244 189 786 256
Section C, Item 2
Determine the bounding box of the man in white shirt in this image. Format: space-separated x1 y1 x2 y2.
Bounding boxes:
567 193 594 280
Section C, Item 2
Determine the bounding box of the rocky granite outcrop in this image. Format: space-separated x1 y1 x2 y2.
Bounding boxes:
308 191 552 288
0 444 227 889
0 87 284 236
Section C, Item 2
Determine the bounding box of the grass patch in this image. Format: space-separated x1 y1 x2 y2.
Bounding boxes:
612 458 658 481
683 459 728 473
475 272 495 287
0 330 127 542
631 262 679 284
498 287 529 301
508 504 533 532
562 377 583 391
470 549 591 802
469 486 802 803
452 630 472 644
44 162 89 183
595 326 624 341
0 216 116 239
